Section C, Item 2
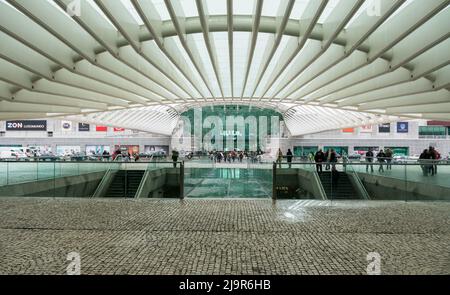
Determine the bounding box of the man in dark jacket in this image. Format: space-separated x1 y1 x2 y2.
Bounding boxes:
314 149 325 173
366 148 374 173
172 150 179 168
286 149 293 168
377 149 386 172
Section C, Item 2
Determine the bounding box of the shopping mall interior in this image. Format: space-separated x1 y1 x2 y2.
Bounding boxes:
0 0 449 275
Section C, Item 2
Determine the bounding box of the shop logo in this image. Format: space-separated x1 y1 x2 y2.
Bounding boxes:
397 122 409 133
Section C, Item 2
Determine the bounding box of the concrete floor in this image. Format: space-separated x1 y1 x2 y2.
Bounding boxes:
0 198 449 275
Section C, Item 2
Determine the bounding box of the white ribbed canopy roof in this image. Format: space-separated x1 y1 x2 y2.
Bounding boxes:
0 0 449 135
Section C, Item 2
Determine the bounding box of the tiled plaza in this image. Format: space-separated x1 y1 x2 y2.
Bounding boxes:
0 198 449 275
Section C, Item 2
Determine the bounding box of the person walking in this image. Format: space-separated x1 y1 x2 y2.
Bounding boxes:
419 149 430 176
365 148 374 173
314 149 325 173
329 149 338 171
276 148 283 169
429 146 440 175
286 149 293 168
171 149 179 168
239 151 244 163
377 149 386 172
325 149 330 171
385 148 393 170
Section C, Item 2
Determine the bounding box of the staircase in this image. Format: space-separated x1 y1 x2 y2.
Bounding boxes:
104 170 145 198
318 171 360 200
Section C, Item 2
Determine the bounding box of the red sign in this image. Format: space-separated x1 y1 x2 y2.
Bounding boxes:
427 121 450 127
342 128 354 133
114 127 125 132
96 125 107 132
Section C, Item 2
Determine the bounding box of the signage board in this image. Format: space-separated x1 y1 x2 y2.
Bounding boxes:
6 120 47 131
342 128 354 133
378 123 391 133
360 125 373 133
96 125 107 132
78 123 90 132
397 122 409 133
61 120 72 132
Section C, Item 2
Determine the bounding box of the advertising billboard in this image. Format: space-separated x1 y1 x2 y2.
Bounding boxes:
113 127 125 132
397 122 409 133
6 120 47 131
61 120 72 132
96 125 107 132
144 145 169 155
342 128 354 133
85 145 111 156
360 125 373 133
114 145 139 155
78 123 90 132
378 123 391 133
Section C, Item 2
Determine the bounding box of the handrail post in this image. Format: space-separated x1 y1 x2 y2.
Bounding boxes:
180 161 184 199
272 161 277 201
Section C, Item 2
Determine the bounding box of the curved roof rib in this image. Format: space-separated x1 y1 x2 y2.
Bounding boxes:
0 0 448 136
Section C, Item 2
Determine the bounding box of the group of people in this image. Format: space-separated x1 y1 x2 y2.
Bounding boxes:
419 146 440 176
111 149 140 162
276 148 294 168
210 150 246 163
313 149 339 172
364 148 393 173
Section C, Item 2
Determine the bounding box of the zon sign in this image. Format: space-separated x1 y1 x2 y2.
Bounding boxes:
6 120 47 131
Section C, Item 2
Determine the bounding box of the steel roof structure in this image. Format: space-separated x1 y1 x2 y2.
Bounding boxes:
0 0 449 136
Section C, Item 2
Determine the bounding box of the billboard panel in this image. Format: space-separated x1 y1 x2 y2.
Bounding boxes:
78 123 90 132
378 123 391 133
6 120 47 131
360 125 373 133
397 122 409 133
96 125 107 132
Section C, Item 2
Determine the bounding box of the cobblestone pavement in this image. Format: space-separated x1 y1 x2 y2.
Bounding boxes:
0 198 449 275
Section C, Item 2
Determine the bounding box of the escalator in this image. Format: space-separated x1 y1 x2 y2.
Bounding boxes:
104 170 145 198
318 171 361 199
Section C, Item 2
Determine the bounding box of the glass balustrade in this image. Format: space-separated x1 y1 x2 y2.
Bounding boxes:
273 159 450 201
0 160 184 199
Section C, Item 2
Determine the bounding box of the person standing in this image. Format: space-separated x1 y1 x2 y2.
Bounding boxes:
385 148 393 170
377 149 386 172
429 146 440 175
329 149 338 171
419 149 430 176
286 149 293 168
325 149 331 170
314 149 325 173
276 148 283 169
365 148 374 173
171 149 179 168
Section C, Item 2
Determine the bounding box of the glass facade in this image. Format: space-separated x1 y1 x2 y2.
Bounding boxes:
180 105 283 152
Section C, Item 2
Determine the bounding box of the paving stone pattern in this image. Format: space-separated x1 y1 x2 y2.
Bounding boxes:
0 198 449 275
